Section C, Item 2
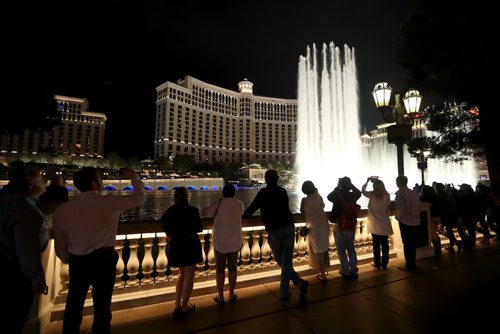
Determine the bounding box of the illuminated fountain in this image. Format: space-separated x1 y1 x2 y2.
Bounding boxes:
295 42 478 200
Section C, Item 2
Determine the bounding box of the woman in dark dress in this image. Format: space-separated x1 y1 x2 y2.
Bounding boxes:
161 187 203 317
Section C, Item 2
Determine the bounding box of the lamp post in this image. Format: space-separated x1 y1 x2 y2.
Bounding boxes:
417 150 429 186
372 82 422 176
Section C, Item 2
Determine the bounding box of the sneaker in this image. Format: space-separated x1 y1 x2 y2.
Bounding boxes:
339 270 356 279
280 292 291 301
339 271 352 279
406 264 417 271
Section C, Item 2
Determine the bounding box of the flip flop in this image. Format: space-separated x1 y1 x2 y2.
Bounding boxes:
213 295 225 306
229 294 237 304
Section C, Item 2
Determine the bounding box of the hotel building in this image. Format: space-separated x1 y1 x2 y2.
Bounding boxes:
154 76 297 164
0 95 107 158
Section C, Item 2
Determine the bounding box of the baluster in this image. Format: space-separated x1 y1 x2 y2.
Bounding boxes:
354 220 362 253
59 260 69 294
328 223 337 259
251 230 261 267
261 230 272 265
155 234 168 282
141 233 155 285
298 235 308 260
126 236 140 287
207 231 216 274
366 220 374 252
169 265 179 279
361 220 370 254
195 233 206 276
240 230 251 269
293 227 298 260
114 237 125 288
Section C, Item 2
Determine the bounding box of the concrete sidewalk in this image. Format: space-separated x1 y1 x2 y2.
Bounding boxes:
46 237 500 334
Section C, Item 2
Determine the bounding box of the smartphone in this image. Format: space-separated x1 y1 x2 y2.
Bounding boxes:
371 176 379 179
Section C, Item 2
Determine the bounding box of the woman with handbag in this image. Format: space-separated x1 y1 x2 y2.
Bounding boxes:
202 184 244 305
327 177 361 279
300 181 330 282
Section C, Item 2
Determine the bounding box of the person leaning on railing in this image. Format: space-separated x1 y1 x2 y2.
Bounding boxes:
242 169 309 302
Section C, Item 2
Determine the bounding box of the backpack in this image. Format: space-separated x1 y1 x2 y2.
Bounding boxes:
337 193 361 230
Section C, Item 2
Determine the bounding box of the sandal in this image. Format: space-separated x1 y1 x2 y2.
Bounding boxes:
181 302 195 315
172 307 182 317
229 294 237 304
213 295 225 306
317 274 327 283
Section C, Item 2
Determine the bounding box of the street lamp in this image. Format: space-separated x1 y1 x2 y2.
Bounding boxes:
417 150 430 186
372 82 423 176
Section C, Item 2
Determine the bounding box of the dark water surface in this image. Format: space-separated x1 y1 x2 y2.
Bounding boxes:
118 189 305 222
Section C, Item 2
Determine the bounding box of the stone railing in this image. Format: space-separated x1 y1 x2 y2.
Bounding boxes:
31 206 434 333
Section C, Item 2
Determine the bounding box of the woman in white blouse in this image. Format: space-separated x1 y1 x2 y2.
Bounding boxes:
300 181 330 282
202 184 244 305
361 177 393 269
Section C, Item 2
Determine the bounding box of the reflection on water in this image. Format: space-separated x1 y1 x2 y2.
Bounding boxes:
119 190 306 222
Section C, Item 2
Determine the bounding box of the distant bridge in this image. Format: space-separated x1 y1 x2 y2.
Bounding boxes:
0 178 225 193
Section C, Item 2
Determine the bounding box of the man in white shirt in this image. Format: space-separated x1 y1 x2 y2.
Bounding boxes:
53 167 145 334
395 175 421 270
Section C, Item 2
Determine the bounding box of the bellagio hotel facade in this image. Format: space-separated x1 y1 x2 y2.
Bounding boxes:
154 76 297 164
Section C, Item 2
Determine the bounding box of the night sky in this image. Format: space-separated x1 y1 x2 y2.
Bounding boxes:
5 1 417 160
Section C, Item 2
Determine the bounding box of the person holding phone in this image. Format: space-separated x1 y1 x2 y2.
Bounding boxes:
52 167 146 333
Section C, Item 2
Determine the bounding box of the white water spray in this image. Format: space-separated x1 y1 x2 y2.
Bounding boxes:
295 42 478 202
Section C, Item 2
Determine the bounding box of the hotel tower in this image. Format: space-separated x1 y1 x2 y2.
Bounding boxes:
0 95 107 158
155 76 297 164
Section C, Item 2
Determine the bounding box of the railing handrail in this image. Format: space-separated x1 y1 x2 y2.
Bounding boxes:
116 210 370 235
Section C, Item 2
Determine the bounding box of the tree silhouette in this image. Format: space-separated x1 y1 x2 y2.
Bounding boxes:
396 0 500 189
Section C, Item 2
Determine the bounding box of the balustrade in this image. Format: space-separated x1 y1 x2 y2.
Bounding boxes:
54 214 380 295
46 209 427 326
